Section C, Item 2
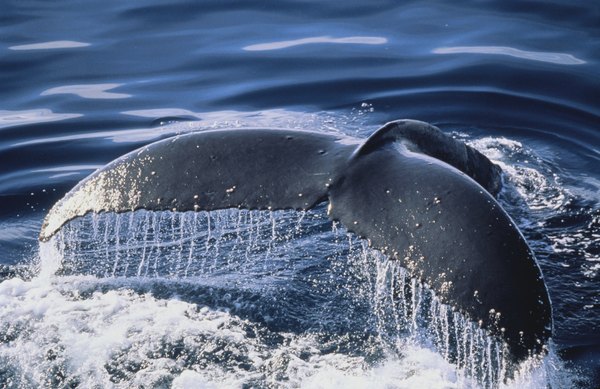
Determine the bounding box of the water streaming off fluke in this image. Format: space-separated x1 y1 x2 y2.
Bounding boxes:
30 207 554 388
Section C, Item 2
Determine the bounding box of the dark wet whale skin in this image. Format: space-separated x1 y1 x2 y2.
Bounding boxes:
39 119 551 361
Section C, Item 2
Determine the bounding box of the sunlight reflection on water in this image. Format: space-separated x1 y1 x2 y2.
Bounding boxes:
433 46 585 65
41 83 131 99
243 36 388 51
0 109 82 129
8 40 90 50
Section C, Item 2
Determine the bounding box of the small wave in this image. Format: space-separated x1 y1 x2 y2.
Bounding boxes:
8 40 90 51
243 36 387 51
0 109 82 130
433 46 585 65
40 83 131 100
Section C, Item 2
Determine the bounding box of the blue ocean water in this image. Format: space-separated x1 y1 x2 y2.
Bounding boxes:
1 1 599 387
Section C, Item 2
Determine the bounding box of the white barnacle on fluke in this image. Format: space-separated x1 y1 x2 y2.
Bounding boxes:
38 119 552 366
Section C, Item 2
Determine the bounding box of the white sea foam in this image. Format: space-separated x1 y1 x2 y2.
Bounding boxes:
469 137 567 210
0 276 455 388
0 273 569 388
4 205 572 388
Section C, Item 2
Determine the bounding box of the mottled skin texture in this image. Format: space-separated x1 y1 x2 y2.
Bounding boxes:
40 120 552 361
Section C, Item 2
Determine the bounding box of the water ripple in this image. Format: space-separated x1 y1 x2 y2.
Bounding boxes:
433 46 585 65
0 109 82 129
8 40 90 51
244 36 387 51
41 83 131 99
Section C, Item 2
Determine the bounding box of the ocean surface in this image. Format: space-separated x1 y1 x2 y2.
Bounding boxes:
1 1 599 388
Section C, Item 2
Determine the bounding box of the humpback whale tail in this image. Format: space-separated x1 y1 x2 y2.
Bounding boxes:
39 119 551 362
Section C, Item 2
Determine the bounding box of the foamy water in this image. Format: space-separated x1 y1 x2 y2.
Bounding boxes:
1 199 573 388
0 272 562 388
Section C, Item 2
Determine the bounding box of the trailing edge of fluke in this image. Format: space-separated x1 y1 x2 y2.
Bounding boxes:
39 119 552 361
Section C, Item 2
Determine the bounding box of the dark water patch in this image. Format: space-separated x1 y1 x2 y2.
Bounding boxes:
472 0 600 32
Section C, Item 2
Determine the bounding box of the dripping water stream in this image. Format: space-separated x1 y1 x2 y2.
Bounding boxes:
32 206 561 388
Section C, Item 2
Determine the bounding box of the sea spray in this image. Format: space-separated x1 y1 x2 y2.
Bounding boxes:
29 207 566 387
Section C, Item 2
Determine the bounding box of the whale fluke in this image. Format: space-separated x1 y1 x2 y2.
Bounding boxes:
39 128 360 240
353 120 503 195
39 119 551 361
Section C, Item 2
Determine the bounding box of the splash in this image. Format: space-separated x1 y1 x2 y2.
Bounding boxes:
15 206 570 387
41 209 329 280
